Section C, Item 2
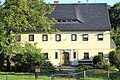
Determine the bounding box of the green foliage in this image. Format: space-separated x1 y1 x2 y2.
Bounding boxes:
110 2 120 50
108 51 118 66
76 65 93 72
0 0 56 71
2 0 56 33
0 0 56 54
11 43 48 72
93 55 103 68
41 61 54 73
108 50 120 71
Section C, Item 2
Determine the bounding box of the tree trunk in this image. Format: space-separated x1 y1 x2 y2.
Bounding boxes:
7 56 10 71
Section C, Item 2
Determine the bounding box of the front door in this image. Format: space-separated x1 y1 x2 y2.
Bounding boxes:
62 52 69 66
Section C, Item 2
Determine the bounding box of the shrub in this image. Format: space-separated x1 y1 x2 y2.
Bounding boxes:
76 65 93 72
93 55 103 69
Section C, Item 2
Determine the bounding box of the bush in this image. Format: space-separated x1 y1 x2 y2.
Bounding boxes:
41 61 54 73
76 65 93 72
93 55 103 69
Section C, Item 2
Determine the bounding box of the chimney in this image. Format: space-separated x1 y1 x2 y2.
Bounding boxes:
78 1 80 4
54 0 59 4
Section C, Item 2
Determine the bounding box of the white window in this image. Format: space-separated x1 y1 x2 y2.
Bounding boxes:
97 34 103 41
29 34 34 41
71 34 77 41
83 34 88 41
42 34 48 41
56 34 61 41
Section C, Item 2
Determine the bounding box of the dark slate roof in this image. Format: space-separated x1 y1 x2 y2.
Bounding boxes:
48 3 111 31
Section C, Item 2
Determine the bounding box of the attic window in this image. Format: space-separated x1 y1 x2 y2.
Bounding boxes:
57 19 78 23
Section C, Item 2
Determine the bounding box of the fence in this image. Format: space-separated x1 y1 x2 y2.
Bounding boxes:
0 69 120 80
52 69 120 80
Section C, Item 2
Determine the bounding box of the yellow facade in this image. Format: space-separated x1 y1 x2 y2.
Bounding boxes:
20 31 112 66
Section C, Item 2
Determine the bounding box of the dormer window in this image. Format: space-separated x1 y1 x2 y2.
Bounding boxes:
57 19 78 23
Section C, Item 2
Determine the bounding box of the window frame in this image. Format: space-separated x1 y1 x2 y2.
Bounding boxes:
73 52 77 59
29 34 34 41
55 34 61 41
71 34 77 41
97 34 103 41
84 52 89 59
16 34 21 41
83 34 88 41
55 52 58 59
42 34 48 41
44 53 48 60
98 52 103 57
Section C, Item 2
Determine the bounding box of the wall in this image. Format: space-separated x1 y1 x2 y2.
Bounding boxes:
20 31 111 66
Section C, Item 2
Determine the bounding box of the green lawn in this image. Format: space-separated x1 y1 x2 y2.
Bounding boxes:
0 71 120 80
0 72 51 80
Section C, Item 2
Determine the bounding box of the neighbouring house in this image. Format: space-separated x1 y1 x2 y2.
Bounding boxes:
19 2 116 66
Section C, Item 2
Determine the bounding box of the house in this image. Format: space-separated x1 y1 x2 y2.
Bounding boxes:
19 2 116 66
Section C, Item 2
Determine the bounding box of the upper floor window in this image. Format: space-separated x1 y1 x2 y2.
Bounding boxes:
83 34 88 41
42 34 48 41
56 34 61 41
73 52 77 59
29 34 34 41
55 52 58 59
71 34 77 41
84 52 89 59
16 34 21 41
97 34 103 41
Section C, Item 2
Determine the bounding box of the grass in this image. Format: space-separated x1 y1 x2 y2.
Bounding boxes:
0 72 51 80
0 71 120 80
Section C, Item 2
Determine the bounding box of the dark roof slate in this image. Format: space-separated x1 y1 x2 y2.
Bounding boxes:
48 3 111 31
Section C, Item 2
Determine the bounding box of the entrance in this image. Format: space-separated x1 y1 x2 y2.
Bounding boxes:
62 52 69 66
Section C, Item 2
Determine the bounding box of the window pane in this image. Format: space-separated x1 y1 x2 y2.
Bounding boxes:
73 52 76 59
83 34 88 41
56 34 61 41
84 53 89 59
42 35 48 41
71 34 77 41
55 52 58 59
16 34 21 41
44 53 48 59
29 35 34 41
98 34 103 41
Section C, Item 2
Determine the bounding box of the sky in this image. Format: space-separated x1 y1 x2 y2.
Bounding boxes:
0 0 119 6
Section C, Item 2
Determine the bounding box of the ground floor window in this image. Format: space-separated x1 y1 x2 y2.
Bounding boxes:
73 52 76 59
55 52 58 59
98 52 103 57
84 52 89 59
44 53 48 59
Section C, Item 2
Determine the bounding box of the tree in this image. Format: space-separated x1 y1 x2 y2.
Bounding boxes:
93 55 103 68
0 0 56 71
108 50 120 71
11 43 47 72
108 51 118 66
110 2 120 50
